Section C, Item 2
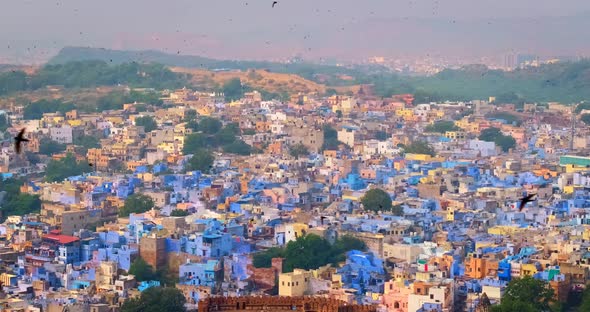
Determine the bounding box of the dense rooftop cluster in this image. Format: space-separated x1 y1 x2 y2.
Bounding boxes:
0 82 589 312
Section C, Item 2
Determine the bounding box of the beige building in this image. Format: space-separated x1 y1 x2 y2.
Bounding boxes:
286 126 324 153
40 202 100 235
278 269 313 296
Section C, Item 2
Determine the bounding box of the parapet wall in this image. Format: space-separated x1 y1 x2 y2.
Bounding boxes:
198 296 377 312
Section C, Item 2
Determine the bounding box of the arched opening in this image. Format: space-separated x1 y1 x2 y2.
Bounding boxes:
394 302 400 309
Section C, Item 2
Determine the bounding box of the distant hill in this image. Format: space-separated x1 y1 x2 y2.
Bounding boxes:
45 47 590 103
171 67 327 95
410 61 590 103
48 47 383 85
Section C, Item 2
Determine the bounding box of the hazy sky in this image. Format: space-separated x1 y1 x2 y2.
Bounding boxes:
1 0 590 63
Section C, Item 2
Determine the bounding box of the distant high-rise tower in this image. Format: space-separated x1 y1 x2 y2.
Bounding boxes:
504 53 516 70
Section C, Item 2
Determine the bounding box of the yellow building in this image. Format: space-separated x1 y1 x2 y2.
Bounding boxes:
279 269 312 296
444 131 466 140
395 109 414 118
521 263 539 277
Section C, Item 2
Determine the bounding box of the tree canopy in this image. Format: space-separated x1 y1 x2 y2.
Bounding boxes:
222 78 245 101
73 135 101 154
491 276 554 312
424 120 460 133
170 209 190 217
322 124 342 150
0 113 10 132
39 139 67 156
0 178 41 222
121 286 186 312
129 258 157 282
252 234 367 272
185 149 215 173
289 143 309 158
23 99 75 120
478 127 517 152
361 188 395 214
223 140 252 155
402 141 435 156
135 116 158 132
119 194 155 217
45 154 93 182
198 117 223 134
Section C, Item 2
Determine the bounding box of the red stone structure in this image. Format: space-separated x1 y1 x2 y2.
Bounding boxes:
198 296 377 312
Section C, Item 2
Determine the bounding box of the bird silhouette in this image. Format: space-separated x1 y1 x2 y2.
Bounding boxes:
518 193 537 211
14 128 29 154
272 1 278 8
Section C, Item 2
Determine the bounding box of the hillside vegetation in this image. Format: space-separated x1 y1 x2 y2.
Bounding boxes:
171 67 328 95
3 47 590 104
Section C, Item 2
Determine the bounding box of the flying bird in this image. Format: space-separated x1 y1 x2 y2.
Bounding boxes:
14 128 29 154
272 1 278 8
518 193 537 211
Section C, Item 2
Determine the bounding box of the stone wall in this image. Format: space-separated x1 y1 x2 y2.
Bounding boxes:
198 296 377 312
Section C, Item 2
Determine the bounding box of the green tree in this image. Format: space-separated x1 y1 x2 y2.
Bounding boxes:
361 188 393 213
223 140 252 155
253 235 366 271
222 78 245 101
214 125 239 146
73 135 100 154
170 209 190 217
23 99 75 120
479 127 516 152
326 88 338 96
135 116 158 132
252 247 285 269
491 276 554 312
0 178 42 221
199 117 223 135
322 125 342 150
1 194 42 221
403 141 435 157
186 149 215 172
39 140 67 156
495 135 517 152
0 113 10 131
0 71 27 95
391 204 404 216
128 258 157 282
119 194 155 217
329 235 367 263
289 143 309 158
375 131 389 141
121 287 186 312
182 133 208 154
45 154 92 182
479 127 503 141
579 287 590 312
184 109 198 122
283 234 333 272
424 120 460 133
581 114 590 125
